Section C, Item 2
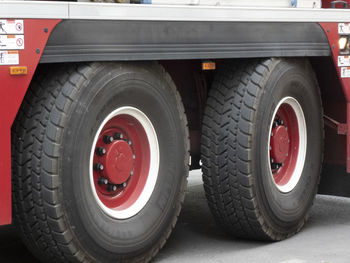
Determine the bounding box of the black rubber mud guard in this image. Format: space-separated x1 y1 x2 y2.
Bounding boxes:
41 20 330 63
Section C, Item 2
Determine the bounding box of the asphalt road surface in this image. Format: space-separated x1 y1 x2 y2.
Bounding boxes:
1 170 350 263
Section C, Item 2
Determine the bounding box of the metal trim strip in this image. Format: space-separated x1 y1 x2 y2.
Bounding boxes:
1 1 350 22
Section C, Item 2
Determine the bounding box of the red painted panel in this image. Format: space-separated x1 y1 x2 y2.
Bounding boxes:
322 0 350 8
320 22 350 172
0 19 61 226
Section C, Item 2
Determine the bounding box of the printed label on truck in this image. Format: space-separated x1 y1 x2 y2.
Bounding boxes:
0 35 24 50
339 23 350 35
0 20 24 35
338 56 350 67
0 51 19 65
341 67 350 78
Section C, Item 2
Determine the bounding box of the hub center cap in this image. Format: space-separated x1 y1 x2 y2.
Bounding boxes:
104 140 133 184
270 125 290 164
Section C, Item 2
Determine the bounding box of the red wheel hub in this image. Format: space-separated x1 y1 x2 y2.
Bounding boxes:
270 125 290 164
103 140 134 185
92 114 150 210
270 104 299 187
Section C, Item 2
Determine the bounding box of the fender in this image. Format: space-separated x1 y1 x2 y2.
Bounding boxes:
41 20 331 63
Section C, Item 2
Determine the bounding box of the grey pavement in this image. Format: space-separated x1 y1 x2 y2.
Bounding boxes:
1 170 350 263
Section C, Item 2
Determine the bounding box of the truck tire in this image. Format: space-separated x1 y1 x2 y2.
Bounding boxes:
12 62 189 262
201 58 323 241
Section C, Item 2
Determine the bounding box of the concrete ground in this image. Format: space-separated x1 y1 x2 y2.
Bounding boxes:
1 170 350 263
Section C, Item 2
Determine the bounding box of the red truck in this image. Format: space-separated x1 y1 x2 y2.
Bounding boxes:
1 0 350 262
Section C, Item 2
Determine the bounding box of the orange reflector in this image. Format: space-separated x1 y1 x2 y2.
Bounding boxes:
10 66 28 76
202 61 216 71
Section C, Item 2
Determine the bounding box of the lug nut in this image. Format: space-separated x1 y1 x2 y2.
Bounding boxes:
271 162 282 170
107 184 118 192
113 132 123 140
96 147 106 156
98 177 108 185
94 163 104 171
128 140 132 146
103 135 114 144
273 119 284 127
122 182 127 188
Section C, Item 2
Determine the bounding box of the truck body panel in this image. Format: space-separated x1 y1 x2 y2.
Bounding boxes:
0 19 60 225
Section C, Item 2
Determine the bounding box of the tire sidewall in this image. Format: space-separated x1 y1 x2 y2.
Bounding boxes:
59 63 187 260
254 60 322 231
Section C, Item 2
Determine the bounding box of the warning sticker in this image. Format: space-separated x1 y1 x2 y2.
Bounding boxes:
0 51 19 65
339 23 350 35
341 67 350 78
0 20 24 35
0 35 24 50
338 56 350 67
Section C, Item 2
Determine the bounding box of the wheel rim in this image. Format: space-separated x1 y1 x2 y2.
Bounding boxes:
89 107 159 219
268 97 307 193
